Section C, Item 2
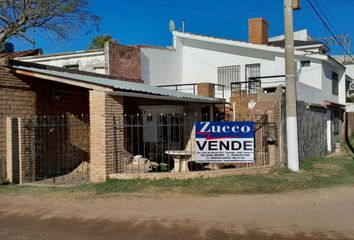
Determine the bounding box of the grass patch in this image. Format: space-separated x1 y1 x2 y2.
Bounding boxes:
1 155 354 197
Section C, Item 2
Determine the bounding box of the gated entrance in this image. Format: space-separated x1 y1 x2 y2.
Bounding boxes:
7 115 90 184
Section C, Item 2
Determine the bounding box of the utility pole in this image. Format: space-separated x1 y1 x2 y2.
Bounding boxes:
284 0 300 172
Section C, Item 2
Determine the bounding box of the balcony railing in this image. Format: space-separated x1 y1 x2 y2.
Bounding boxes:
231 75 286 97
158 83 225 99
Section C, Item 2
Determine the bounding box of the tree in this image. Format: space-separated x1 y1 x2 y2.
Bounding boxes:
88 34 118 49
0 0 100 49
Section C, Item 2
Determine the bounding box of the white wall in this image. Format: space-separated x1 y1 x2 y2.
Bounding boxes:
138 34 346 107
322 62 345 104
140 47 181 85
139 105 183 142
180 39 284 100
18 51 106 74
297 81 324 105
296 60 323 89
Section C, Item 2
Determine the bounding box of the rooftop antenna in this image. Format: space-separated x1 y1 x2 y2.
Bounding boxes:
182 19 186 32
169 19 176 32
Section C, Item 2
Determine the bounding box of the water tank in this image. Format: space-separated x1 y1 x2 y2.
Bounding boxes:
3 42 14 53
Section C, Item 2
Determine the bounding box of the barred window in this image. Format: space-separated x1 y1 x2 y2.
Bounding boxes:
246 63 261 92
332 71 339 96
245 63 261 80
217 65 240 90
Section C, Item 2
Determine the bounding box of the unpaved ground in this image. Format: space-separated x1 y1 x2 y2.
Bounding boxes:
1 186 354 239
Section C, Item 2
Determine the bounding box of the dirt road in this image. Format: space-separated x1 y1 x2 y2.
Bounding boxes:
1 186 354 239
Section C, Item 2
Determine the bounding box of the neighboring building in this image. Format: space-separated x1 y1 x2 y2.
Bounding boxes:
332 55 354 101
18 43 142 82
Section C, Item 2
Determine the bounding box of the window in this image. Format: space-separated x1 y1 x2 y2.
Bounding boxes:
217 65 240 90
246 63 261 93
63 64 79 70
332 71 339 96
300 60 310 67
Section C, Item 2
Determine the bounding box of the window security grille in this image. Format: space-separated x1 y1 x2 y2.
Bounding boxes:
332 71 339 96
246 63 261 91
217 65 240 90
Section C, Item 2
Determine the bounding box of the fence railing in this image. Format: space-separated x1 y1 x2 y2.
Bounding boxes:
231 75 286 97
20 114 90 184
14 112 277 183
231 80 261 96
110 113 276 174
158 83 225 99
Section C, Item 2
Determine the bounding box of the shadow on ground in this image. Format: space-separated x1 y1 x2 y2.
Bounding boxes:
0 212 351 240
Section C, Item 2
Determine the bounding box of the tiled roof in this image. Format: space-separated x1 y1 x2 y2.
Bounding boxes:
0 49 42 58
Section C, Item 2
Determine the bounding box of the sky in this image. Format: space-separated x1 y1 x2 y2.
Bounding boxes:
11 0 354 56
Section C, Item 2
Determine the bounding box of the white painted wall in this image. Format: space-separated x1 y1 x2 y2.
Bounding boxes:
140 47 181 85
139 105 183 142
180 39 283 100
322 62 345 104
297 81 324 105
17 50 106 74
296 60 323 89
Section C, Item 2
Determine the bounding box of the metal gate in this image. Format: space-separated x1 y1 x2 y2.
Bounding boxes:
21 115 90 184
111 113 277 174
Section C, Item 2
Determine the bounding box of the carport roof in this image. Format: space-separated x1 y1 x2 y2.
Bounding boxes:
7 60 224 104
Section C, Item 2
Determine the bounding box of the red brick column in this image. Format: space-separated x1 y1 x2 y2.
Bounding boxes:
89 90 124 182
197 83 215 98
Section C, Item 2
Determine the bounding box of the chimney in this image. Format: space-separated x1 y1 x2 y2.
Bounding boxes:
248 18 268 45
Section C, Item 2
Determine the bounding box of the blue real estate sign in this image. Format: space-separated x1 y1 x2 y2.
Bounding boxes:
195 122 254 163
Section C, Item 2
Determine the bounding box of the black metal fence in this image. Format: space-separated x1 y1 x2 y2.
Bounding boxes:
111 113 276 174
17 113 277 183
21 115 90 184
158 83 225 99
231 80 261 96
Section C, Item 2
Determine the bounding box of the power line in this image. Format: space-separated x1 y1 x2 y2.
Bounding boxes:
312 0 341 37
200 0 267 34
306 0 354 62
115 0 269 13
319 0 346 34
117 0 354 13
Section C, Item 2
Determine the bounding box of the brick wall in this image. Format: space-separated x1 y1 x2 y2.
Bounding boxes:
248 18 268 45
1 66 90 182
0 67 36 180
33 80 89 115
89 91 124 182
105 95 124 175
197 83 214 98
108 43 141 81
230 93 257 118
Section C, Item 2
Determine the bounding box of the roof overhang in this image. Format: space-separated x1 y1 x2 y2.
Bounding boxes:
324 100 345 109
13 68 111 91
173 31 347 70
109 91 224 103
5 60 224 104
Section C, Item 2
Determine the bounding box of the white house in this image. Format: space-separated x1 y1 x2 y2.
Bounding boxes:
18 19 350 108
141 18 348 108
16 18 352 158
